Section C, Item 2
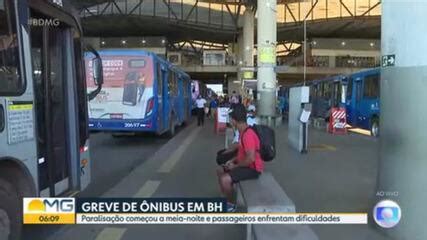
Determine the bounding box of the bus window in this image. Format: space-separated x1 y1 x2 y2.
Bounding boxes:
347 78 353 98
363 74 380 98
0 0 24 95
168 71 178 96
356 80 363 102
313 84 319 98
168 71 173 96
183 79 188 97
157 63 163 95
174 75 178 96
309 85 315 100
323 82 331 99
168 71 173 95
318 83 324 97
341 85 347 104
333 82 340 107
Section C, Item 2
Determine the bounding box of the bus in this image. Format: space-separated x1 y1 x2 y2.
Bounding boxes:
310 75 347 120
0 0 102 239
345 68 380 137
86 49 192 137
279 75 346 120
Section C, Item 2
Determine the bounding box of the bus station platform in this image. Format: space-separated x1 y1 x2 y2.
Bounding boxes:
48 119 388 240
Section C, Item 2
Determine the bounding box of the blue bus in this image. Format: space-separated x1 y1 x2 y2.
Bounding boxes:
345 68 380 137
85 49 191 136
310 75 347 120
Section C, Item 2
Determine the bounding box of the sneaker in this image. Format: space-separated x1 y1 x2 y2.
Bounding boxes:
227 202 236 213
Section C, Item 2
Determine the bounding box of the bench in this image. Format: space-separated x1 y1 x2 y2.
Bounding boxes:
236 172 318 240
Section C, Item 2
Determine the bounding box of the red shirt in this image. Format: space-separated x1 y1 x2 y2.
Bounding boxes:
236 128 264 173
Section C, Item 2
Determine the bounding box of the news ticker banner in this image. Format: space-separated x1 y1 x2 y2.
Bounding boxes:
23 198 367 225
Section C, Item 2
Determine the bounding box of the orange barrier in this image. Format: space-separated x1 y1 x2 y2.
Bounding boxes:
328 107 347 135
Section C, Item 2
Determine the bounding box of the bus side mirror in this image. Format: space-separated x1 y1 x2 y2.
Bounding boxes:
86 45 103 101
92 57 104 86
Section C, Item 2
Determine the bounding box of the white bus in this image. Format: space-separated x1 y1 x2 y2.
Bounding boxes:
0 0 103 239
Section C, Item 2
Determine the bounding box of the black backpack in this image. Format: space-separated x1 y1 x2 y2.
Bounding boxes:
243 125 276 162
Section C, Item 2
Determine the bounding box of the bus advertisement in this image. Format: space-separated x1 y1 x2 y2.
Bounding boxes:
86 50 191 136
86 54 154 121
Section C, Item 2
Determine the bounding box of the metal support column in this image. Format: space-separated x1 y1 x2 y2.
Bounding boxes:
238 7 255 93
242 8 254 68
257 0 277 123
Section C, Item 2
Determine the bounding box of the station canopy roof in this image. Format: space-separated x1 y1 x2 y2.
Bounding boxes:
72 0 380 45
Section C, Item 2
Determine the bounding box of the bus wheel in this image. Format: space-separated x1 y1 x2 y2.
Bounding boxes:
371 118 379 137
0 179 21 240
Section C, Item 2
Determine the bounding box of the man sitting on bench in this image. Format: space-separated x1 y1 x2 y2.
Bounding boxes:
217 103 264 212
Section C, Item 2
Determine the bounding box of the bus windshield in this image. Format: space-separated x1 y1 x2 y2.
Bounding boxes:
86 54 154 120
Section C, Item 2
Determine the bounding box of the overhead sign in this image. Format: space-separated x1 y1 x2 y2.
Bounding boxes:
382 54 395 67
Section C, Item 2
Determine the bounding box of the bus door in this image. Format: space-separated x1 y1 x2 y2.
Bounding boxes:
332 81 341 108
321 82 331 119
163 69 172 131
30 13 72 196
183 79 190 121
341 82 347 107
165 71 175 129
177 76 184 123
358 74 380 129
156 63 164 132
346 77 355 125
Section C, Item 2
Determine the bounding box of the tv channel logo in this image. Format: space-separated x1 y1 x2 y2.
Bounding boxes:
373 200 401 228
23 198 75 224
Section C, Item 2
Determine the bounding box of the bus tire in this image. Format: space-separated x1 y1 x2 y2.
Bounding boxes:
371 118 379 137
0 178 21 240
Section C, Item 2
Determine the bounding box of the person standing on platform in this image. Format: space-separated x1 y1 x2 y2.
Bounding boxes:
278 95 287 119
229 91 239 107
195 95 207 126
247 104 257 126
209 96 219 119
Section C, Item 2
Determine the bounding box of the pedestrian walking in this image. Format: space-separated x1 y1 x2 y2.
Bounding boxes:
195 95 207 126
